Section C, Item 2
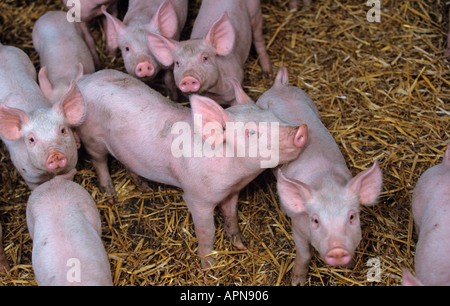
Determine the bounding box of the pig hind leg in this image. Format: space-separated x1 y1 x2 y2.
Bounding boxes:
249 5 273 79
219 192 246 250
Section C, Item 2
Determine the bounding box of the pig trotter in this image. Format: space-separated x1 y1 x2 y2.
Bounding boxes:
129 171 153 193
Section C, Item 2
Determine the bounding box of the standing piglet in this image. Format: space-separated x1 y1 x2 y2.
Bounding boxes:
147 0 273 105
0 44 85 189
402 144 450 286
27 170 112 286
76 69 307 267
0 224 9 273
102 0 187 83
257 67 382 285
33 11 95 104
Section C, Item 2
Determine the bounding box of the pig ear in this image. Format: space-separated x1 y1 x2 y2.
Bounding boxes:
227 78 253 105
150 0 178 38
274 67 289 86
54 81 86 126
347 160 383 206
190 94 228 143
102 5 123 51
402 269 424 286
147 32 177 67
38 67 54 101
0 103 29 141
443 144 450 166
75 63 84 82
277 169 312 214
205 12 235 56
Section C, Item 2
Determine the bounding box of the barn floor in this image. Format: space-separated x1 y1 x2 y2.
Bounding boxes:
0 0 449 286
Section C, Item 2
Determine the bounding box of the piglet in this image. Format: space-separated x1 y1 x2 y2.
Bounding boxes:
289 0 312 10
26 170 112 286
0 43 85 190
0 224 9 273
257 67 382 285
102 0 187 83
33 11 95 104
147 0 273 105
63 0 119 67
402 144 450 286
76 69 307 267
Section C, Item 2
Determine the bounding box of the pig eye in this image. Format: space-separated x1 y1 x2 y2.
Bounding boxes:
61 127 67 135
175 61 180 68
348 211 358 225
311 214 320 229
125 47 130 52
248 130 257 136
202 56 208 62
28 136 35 146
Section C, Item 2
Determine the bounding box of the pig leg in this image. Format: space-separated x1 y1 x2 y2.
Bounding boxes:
446 7 450 60
163 70 179 101
79 22 101 69
86 142 116 201
303 0 312 7
249 4 273 79
129 171 153 193
185 197 216 268
0 225 9 273
289 0 298 10
219 192 246 250
291 229 311 286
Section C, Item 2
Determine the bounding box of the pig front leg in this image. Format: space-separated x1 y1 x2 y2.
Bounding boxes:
291 227 311 286
446 7 450 60
86 143 117 202
184 196 216 268
79 22 101 69
219 192 246 250
0 225 9 273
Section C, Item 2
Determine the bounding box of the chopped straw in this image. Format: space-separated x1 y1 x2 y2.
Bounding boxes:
0 0 449 286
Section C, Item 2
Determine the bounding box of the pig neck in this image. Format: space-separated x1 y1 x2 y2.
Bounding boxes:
173 112 263 194
203 56 243 105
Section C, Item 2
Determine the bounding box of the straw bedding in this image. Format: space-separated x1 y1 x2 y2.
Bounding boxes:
0 0 449 286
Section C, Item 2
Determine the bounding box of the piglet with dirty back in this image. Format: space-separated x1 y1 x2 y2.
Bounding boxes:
76 69 307 267
33 11 95 104
402 144 450 286
27 170 112 286
0 43 85 189
102 0 187 91
147 0 272 105
257 67 383 285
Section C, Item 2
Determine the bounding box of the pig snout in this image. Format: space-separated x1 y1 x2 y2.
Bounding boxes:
179 76 201 93
46 152 68 170
325 247 351 266
135 61 155 78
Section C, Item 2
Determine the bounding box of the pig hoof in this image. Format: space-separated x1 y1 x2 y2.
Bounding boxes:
200 254 216 269
129 172 153 193
0 260 10 274
291 274 307 286
231 235 247 250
